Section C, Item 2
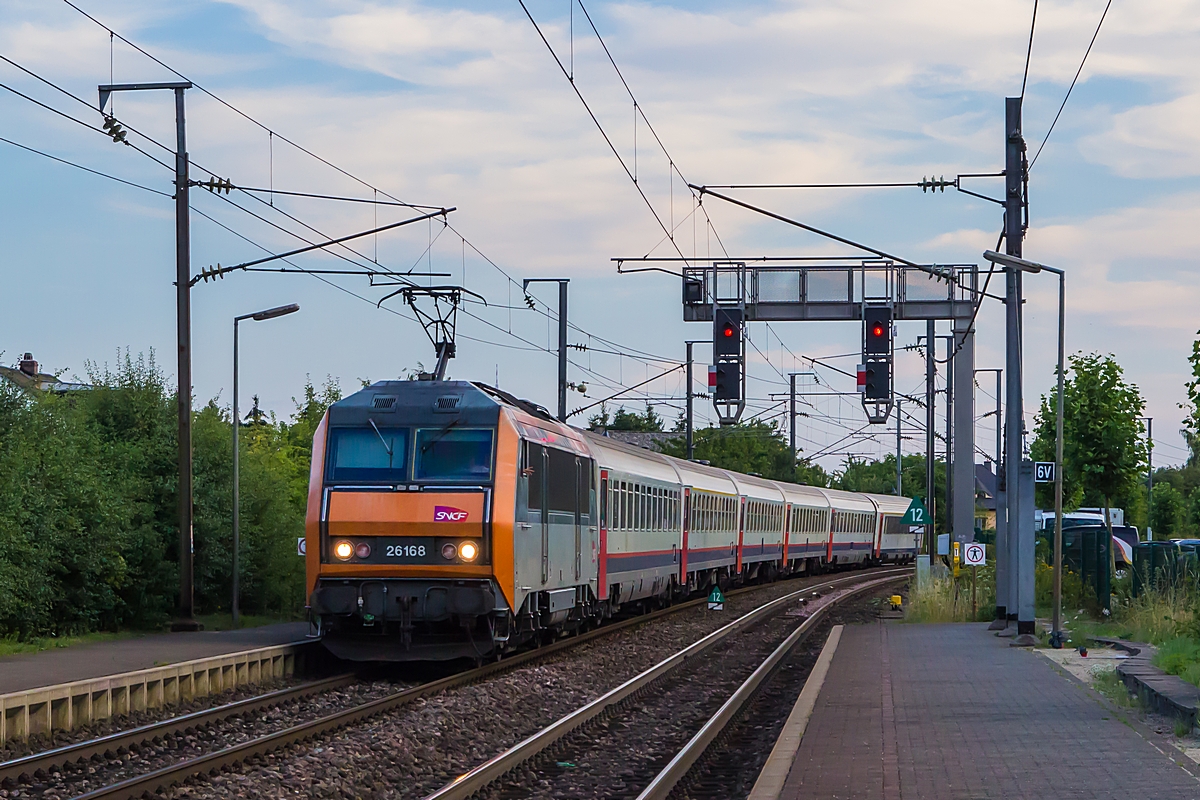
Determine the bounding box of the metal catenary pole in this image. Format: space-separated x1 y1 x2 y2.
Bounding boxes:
523 278 570 421
686 342 694 460
1004 96 1027 633
944 334 954 540
790 373 797 468
99 80 196 630
895 398 902 496
1052 270 1065 646
926 320 936 555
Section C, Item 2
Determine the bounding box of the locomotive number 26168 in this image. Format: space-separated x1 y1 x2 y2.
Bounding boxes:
385 544 427 558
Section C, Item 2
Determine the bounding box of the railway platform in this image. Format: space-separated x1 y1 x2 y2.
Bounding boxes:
0 621 310 695
0 621 314 743
755 622 1200 800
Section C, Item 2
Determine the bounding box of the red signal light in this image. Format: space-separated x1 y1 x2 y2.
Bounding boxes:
722 325 735 338
871 323 885 338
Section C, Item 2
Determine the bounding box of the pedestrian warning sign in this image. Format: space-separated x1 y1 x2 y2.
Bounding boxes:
963 542 986 566
708 586 725 611
899 497 930 526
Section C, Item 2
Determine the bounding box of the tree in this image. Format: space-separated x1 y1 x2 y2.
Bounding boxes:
1031 352 1148 547
658 420 829 486
1182 328 1200 462
836 454 946 530
588 402 663 432
1151 483 1186 539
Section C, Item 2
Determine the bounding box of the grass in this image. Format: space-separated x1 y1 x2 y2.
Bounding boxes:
0 630 142 657
193 612 301 632
903 573 993 623
0 613 300 657
1093 667 1139 708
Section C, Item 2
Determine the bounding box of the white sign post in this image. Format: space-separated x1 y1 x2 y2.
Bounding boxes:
963 541 986 618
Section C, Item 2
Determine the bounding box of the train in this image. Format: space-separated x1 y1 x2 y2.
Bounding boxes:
304 379 918 661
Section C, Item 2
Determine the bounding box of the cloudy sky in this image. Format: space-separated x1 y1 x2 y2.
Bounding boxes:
1 0 1196 471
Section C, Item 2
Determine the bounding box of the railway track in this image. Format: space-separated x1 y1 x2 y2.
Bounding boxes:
0 568 896 800
422 569 905 800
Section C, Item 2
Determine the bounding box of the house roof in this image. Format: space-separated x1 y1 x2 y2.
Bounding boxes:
975 463 998 511
0 365 91 393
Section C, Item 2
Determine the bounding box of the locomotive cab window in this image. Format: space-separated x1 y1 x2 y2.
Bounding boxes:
327 426 408 483
415 428 494 482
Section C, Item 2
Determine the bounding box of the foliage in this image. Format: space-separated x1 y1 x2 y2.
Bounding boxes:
1182 328 1200 462
1152 484 1187 539
588 402 664 432
903 571 993 623
1031 353 1148 518
835 454 946 528
0 354 337 639
658 420 829 485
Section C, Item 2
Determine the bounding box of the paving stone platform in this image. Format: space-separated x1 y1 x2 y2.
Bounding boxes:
0 622 310 695
779 622 1200 800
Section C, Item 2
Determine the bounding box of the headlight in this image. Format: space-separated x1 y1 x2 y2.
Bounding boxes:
333 540 354 560
355 542 372 559
459 541 479 561
441 542 458 560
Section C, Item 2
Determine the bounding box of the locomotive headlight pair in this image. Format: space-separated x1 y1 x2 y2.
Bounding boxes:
440 541 480 562
333 540 372 560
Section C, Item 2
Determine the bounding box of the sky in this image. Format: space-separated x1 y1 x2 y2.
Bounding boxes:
1 0 1197 473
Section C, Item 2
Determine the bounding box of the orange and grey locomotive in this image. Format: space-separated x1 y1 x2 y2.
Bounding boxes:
305 380 915 661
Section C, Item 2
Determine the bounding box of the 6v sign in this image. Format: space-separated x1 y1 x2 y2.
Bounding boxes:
1035 462 1056 483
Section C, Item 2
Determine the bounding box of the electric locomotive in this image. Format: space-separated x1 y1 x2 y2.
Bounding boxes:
304 379 915 662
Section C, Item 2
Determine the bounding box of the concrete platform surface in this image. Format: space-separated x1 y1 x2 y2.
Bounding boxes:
781 623 1200 800
0 622 310 695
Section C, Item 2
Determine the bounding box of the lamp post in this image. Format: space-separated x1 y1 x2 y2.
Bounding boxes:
984 250 1066 647
233 303 300 626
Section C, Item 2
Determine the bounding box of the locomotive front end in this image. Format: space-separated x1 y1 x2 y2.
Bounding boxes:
305 381 515 661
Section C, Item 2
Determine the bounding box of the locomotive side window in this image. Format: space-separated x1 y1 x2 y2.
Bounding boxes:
546 447 576 515
525 442 545 511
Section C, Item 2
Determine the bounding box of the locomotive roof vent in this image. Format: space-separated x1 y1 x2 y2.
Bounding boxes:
433 394 462 412
372 394 398 410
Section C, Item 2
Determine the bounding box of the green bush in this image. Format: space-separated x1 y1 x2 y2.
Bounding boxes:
0 353 337 638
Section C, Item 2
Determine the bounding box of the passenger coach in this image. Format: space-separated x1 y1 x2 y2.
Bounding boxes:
305 380 918 661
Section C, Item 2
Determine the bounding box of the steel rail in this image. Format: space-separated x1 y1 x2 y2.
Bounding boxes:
0 674 356 785
635 573 908 800
61 569 883 800
422 568 909 800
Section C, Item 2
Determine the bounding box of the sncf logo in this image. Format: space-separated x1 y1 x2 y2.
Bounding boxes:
434 506 469 522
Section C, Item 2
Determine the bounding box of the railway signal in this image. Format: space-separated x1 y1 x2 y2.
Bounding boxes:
861 304 894 423
711 305 745 424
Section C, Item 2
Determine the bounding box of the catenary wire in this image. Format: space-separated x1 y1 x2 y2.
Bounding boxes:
1030 0 1114 168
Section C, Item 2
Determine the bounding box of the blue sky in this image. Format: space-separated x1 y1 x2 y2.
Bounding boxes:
2 0 1197 471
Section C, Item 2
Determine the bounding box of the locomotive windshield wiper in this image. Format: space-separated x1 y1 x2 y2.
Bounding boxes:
368 418 394 462
420 418 460 453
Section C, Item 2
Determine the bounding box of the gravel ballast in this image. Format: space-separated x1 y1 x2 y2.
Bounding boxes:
158 571 882 800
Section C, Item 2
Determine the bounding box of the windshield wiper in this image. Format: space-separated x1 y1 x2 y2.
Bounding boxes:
368 418 393 461
420 418 460 453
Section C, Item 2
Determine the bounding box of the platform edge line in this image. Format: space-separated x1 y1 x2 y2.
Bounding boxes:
746 623 844 800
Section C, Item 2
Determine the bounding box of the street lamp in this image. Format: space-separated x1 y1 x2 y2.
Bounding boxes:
233 303 300 626
984 250 1066 648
